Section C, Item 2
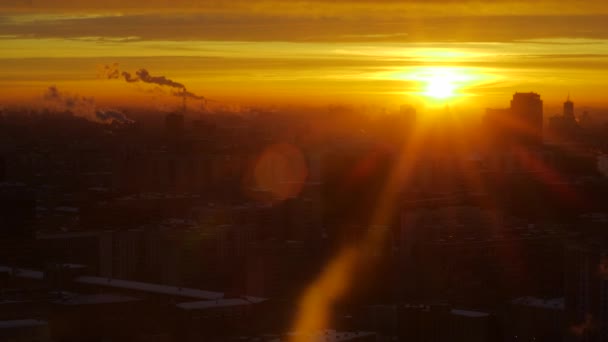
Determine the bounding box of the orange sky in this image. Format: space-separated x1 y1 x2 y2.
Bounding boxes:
1 1 608 111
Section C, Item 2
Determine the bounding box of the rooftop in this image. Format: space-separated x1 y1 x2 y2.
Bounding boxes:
511 297 564 310
450 309 490 318
176 296 267 310
0 319 47 329
277 330 376 342
52 292 140 306
75 276 224 300
0 266 44 280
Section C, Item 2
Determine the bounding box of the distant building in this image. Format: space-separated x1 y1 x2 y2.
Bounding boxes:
0 156 5 182
111 147 247 194
36 232 101 275
399 206 569 305
281 330 377 342
0 182 36 238
0 319 50 342
246 240 320 299
505 297 565 342
485 92 544 147
49 292 144 341
0 263 267 341
373 105 417 144
598 154 608 178
450 309 492 342
366 303 492 342
510 92 543 145
176 297 266 341
565 240 608 342
165 113 185 141
564 96 575 119
548 96 581 143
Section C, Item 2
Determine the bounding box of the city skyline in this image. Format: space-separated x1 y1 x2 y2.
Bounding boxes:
3 2 608 342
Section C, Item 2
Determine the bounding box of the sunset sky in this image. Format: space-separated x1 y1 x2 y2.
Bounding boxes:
2 0 608 111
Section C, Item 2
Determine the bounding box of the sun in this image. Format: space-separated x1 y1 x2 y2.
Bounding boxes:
424 75 457 99
387 65 491 103
406 67 476 102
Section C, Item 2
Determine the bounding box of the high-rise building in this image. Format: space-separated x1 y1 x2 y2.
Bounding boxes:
548 95 581 144
510 92 543 145
485 92 544 147
564 96 575 119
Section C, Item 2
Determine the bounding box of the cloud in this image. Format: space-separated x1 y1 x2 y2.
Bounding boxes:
1 10 608 43
2 1 608 15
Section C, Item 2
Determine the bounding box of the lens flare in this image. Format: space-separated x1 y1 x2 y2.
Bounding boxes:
289 247 358 341
248 143 308 202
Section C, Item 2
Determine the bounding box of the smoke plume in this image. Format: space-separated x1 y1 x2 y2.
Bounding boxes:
101 63 121 80
100 63 207 103
43 86 133 124
44 85 95 110
95 109 135 124
132 68 185 89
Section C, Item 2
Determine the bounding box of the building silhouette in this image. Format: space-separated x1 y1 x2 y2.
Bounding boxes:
510 92 543 145
548 95 581 143
485 92 544 147
564 95 574 119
